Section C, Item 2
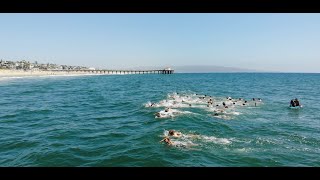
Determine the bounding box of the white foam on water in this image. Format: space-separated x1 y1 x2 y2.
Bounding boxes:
0 73 106 82
146 92 263 121
163 130 169 137
172 140 198 148
212 114 233 120
144 101 153 107
0 77 22 83
155 108 195 119
0 76 25 79
200 135 232 145
235 148 252 153
229 138 254 145
230 112 241 115
162 129 232 146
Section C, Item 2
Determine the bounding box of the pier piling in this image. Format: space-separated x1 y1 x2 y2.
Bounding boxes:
48 68 174 75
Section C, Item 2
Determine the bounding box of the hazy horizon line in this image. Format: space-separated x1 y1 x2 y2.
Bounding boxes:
1 59 319 73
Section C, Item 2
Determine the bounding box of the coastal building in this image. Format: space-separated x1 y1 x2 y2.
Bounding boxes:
0 59 174 75
29 64 34 69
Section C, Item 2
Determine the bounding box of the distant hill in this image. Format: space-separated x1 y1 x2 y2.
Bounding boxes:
172 65 259 73
128 65 262 73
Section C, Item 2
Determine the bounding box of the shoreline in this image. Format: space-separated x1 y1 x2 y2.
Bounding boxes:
0 69 173 78
0 69 116 78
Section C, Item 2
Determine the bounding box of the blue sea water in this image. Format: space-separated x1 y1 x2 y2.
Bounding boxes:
0 73 319 166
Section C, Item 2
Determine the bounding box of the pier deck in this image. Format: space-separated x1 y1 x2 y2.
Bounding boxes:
48 69 174 74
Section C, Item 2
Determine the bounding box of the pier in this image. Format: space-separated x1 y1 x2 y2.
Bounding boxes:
48 68 174 75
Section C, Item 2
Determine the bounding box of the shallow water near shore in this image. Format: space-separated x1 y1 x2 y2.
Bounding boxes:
0 73 320 166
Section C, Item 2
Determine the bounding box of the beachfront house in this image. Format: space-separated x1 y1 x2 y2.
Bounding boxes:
29 64 34 69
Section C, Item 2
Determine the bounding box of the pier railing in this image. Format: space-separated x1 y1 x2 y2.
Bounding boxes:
47 69 174 74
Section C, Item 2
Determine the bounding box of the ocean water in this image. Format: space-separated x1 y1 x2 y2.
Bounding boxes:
0 73 319 167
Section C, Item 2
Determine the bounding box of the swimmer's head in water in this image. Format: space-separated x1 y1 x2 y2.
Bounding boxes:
163 137 172 145
169 130 175 136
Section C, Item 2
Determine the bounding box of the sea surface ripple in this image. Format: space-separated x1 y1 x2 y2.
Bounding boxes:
0 73 319 166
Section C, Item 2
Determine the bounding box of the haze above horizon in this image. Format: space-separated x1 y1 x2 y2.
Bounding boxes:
1 13 320 73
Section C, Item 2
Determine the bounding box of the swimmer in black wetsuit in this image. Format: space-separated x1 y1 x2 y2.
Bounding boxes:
294 98 300 106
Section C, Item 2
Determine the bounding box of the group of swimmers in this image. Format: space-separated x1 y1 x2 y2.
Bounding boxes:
159 130 201 148
160 130 183 146
208 96 262 119
146 92 264 120
151 93 301 148
155 107 171 118
150 93 262 147
159 129 232 147
206 96 262 109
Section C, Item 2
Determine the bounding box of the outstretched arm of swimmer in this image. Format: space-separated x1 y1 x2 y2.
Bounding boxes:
159 136 168 142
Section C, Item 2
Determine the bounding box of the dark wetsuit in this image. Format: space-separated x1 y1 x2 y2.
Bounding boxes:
290 100 296 107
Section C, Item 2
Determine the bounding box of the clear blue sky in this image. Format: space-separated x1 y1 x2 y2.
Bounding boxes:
1 13 320 72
